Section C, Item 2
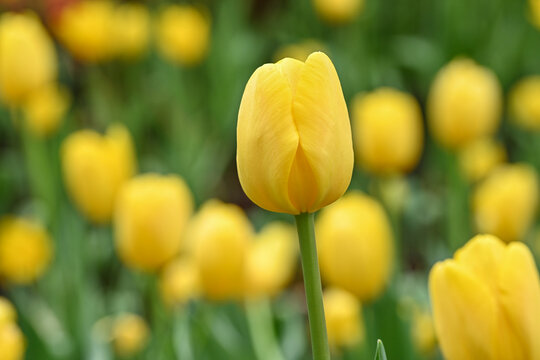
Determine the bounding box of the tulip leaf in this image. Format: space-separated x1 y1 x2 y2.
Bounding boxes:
374 339 388 360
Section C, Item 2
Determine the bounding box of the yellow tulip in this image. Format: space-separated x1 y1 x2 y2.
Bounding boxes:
160 257 200 306
22 83 70 137
316 191 393 301
352 88 423 175
473 164 538 242
0 323 25 360
411 309 437 356
0 12 57 106
458 137 506 182
111 314 149 357
61 124 136 224
312 0 364 24
429 234 540 360
189 200 253 301
114 174 193 272
56 0 115 63
0 297 16 326
323 287 364 348
113 4 150 59
529 0 540 28
0 217 52 284
428 58 502 149
509 76 540 131
237 52 354 214
156 5 210 66
273 40 326 63
245 222 298 298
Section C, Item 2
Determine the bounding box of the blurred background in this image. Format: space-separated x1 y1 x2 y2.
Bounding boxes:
0 0 540 358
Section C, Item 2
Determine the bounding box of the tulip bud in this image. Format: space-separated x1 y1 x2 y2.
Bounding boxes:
509 76 540 131
0 12 57 106
429 234 540 360
245 222 298 298
312 0 364 24
111 314 149 357
458 137 506 182
529 0 540 28
189 200 253 301
0 323 25 360
61 124 136 224
428 58 502 149
316 191 393 301
0 297 16 326
352 88 423 175
473 164 538 242
114 174 193 272
22 83 70 137
160 257 200 306
156 5 210 66
411 309 437 356
237 52 354 214
0 217 52 284
112 4 150 59
323 287 364 348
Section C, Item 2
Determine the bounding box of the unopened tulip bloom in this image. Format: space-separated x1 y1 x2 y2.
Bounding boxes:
113 4 150 59
237 52 353 214
473 164 538 242
22 83 70 137
530 0 540 28
352 88 423 175
274 40 325 63
429 234 540 360
114 174 193 271
323 287 364 348
189 200 253 301
0 323 25 360
509 76 540 131
411 309 437 356
0 217 52 284
156 5 210 66
0 298 16 326
111 314 149 357
0 12 57 106
61 124 136 224
428 58 502 149
245 222 298 298
312 0 363 24
160 257 200 306
316 191 393 301
458 138 506 182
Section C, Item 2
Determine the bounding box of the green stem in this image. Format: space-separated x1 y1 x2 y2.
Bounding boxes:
294 213 330 360
246 299 284 360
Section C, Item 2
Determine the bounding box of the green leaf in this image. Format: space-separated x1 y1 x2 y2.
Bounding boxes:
374 339 388 360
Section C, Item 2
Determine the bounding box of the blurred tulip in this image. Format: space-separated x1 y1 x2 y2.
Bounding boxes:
428 58 502 149
111 314 149 357
156 5 210 66
114 174 193 271
323 287 364 348
0 297 16 326
316 191 393 301
245 222 298 298
56 0 114 62
0 217 52 284
458 137 506 182
237 52 353 214
189 200 253 301
411 309 437 356
529 0 540 28
376 176 410 215
0 12 57 106
22 83 70 137
160 257 200 306
62 124 136 223
312 0 363 24
473 164 538 242
113 4 150 59
352 88 423 175
429 234 540 360
509 76 540 131
274 40 326 62
0 323 25 360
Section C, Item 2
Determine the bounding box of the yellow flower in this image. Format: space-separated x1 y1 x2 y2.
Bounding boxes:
428 58 502 149
458 137 506 182
22 83 70 137
160 257 200 306
352 88 423 175
111 314 149 357
312 0 364 24
245 222 298 298
529 0 540 28
376 176 410 215
114 174 193 272
509 76 540 131
316 191 393 301
0 12 57 106
156 5 210 66
237 52 354 214
0 217 52 284
113 4 150 59
273 40 326 63
0 323 25 360
61 124 136 224
189 200 253 301
411 309 437 356
0 297 16 326
473 164 538 242
429 234 540 360
56 0 115 63
323 287 364 348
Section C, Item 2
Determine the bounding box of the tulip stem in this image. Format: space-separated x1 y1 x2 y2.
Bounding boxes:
295 213 330 360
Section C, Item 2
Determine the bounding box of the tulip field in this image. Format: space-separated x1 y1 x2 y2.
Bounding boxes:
1 0 540 359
